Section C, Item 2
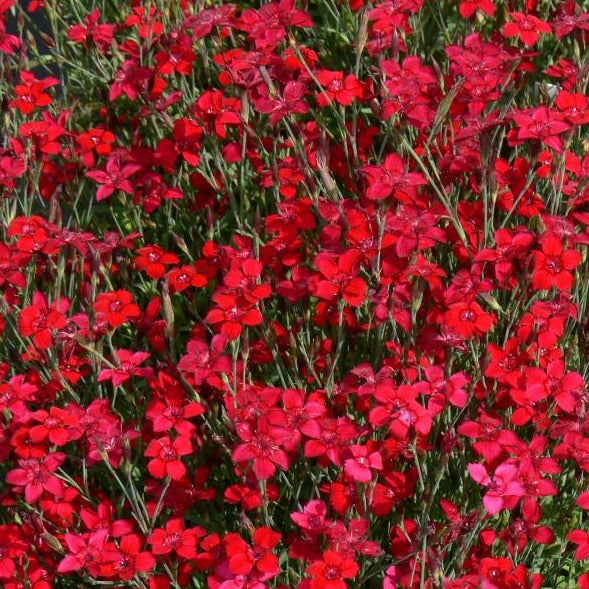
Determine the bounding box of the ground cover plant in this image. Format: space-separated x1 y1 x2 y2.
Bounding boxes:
2 0 589 587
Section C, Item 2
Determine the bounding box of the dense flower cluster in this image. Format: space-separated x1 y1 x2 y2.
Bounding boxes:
2 0 589 587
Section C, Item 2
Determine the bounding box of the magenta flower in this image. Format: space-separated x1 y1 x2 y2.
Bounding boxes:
468 461 525 515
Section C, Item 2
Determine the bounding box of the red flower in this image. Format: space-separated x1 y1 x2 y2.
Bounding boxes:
326 518 383 558
343 445 383 483
388 206 446 257
459 0 494 18
508 107 571 152
97 349 154 386
9 71 58 114
458 413 520 463
157 118 203 170
148 519 197 559
475 227 534 287
0 17 20 54
109 59 155 102
76 128 116 166
304 417 359 466
146 376 204 435
93 290 141 328
189 4 236 39
155 39 196 76
206 292 264 339
555 90 589 125
40 485 81 528
67 8 115 52
306 551 360 589
19 118 65 156
253 80 309 124
167 262 212 293
526 359 585 413
177 335 232 387
8 214 53 253
223 527 281 576
238 0 313 51
80 500 134 537
0 374 37 413
484 338 529 387
194 89 241 139
362 153 427 201
268 388 325 452
313 249 367 307
58 530 109 575
124 5 164 38
369 383 432 439
30 406 81 446
232 420 291 480
503 12 552 46
104 534 155 580
19 291 69 350
567 529 589 560
0 525 27 579
144 435 193 480
134 245 180 279
577 492 589 510
443 300 496 339
370 472 415 517
422 366 470 415
532 235 581 291
223 258 272 302
315 70 363 106
552 2 589 39
86 157 141 202
6 452 66 503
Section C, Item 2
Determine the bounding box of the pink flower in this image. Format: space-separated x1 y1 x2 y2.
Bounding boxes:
97 349 154 386
468 461 525 515
6 453 66 503
86 157 141 201
290 500 330 535
58 530 109 574
343 445 383 483
509 107 571 152
232 421 291 480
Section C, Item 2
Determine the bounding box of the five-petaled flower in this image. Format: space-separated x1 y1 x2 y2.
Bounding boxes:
9 71 59 114
6 453 66 503
93 290 141 328
148 519 198 559
19 291 69 350
144 435 193 480
306 550 360 589
532 235 581 292
468 461 525 515
503 12 552 46
86 157 141 202
508 107 571 152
